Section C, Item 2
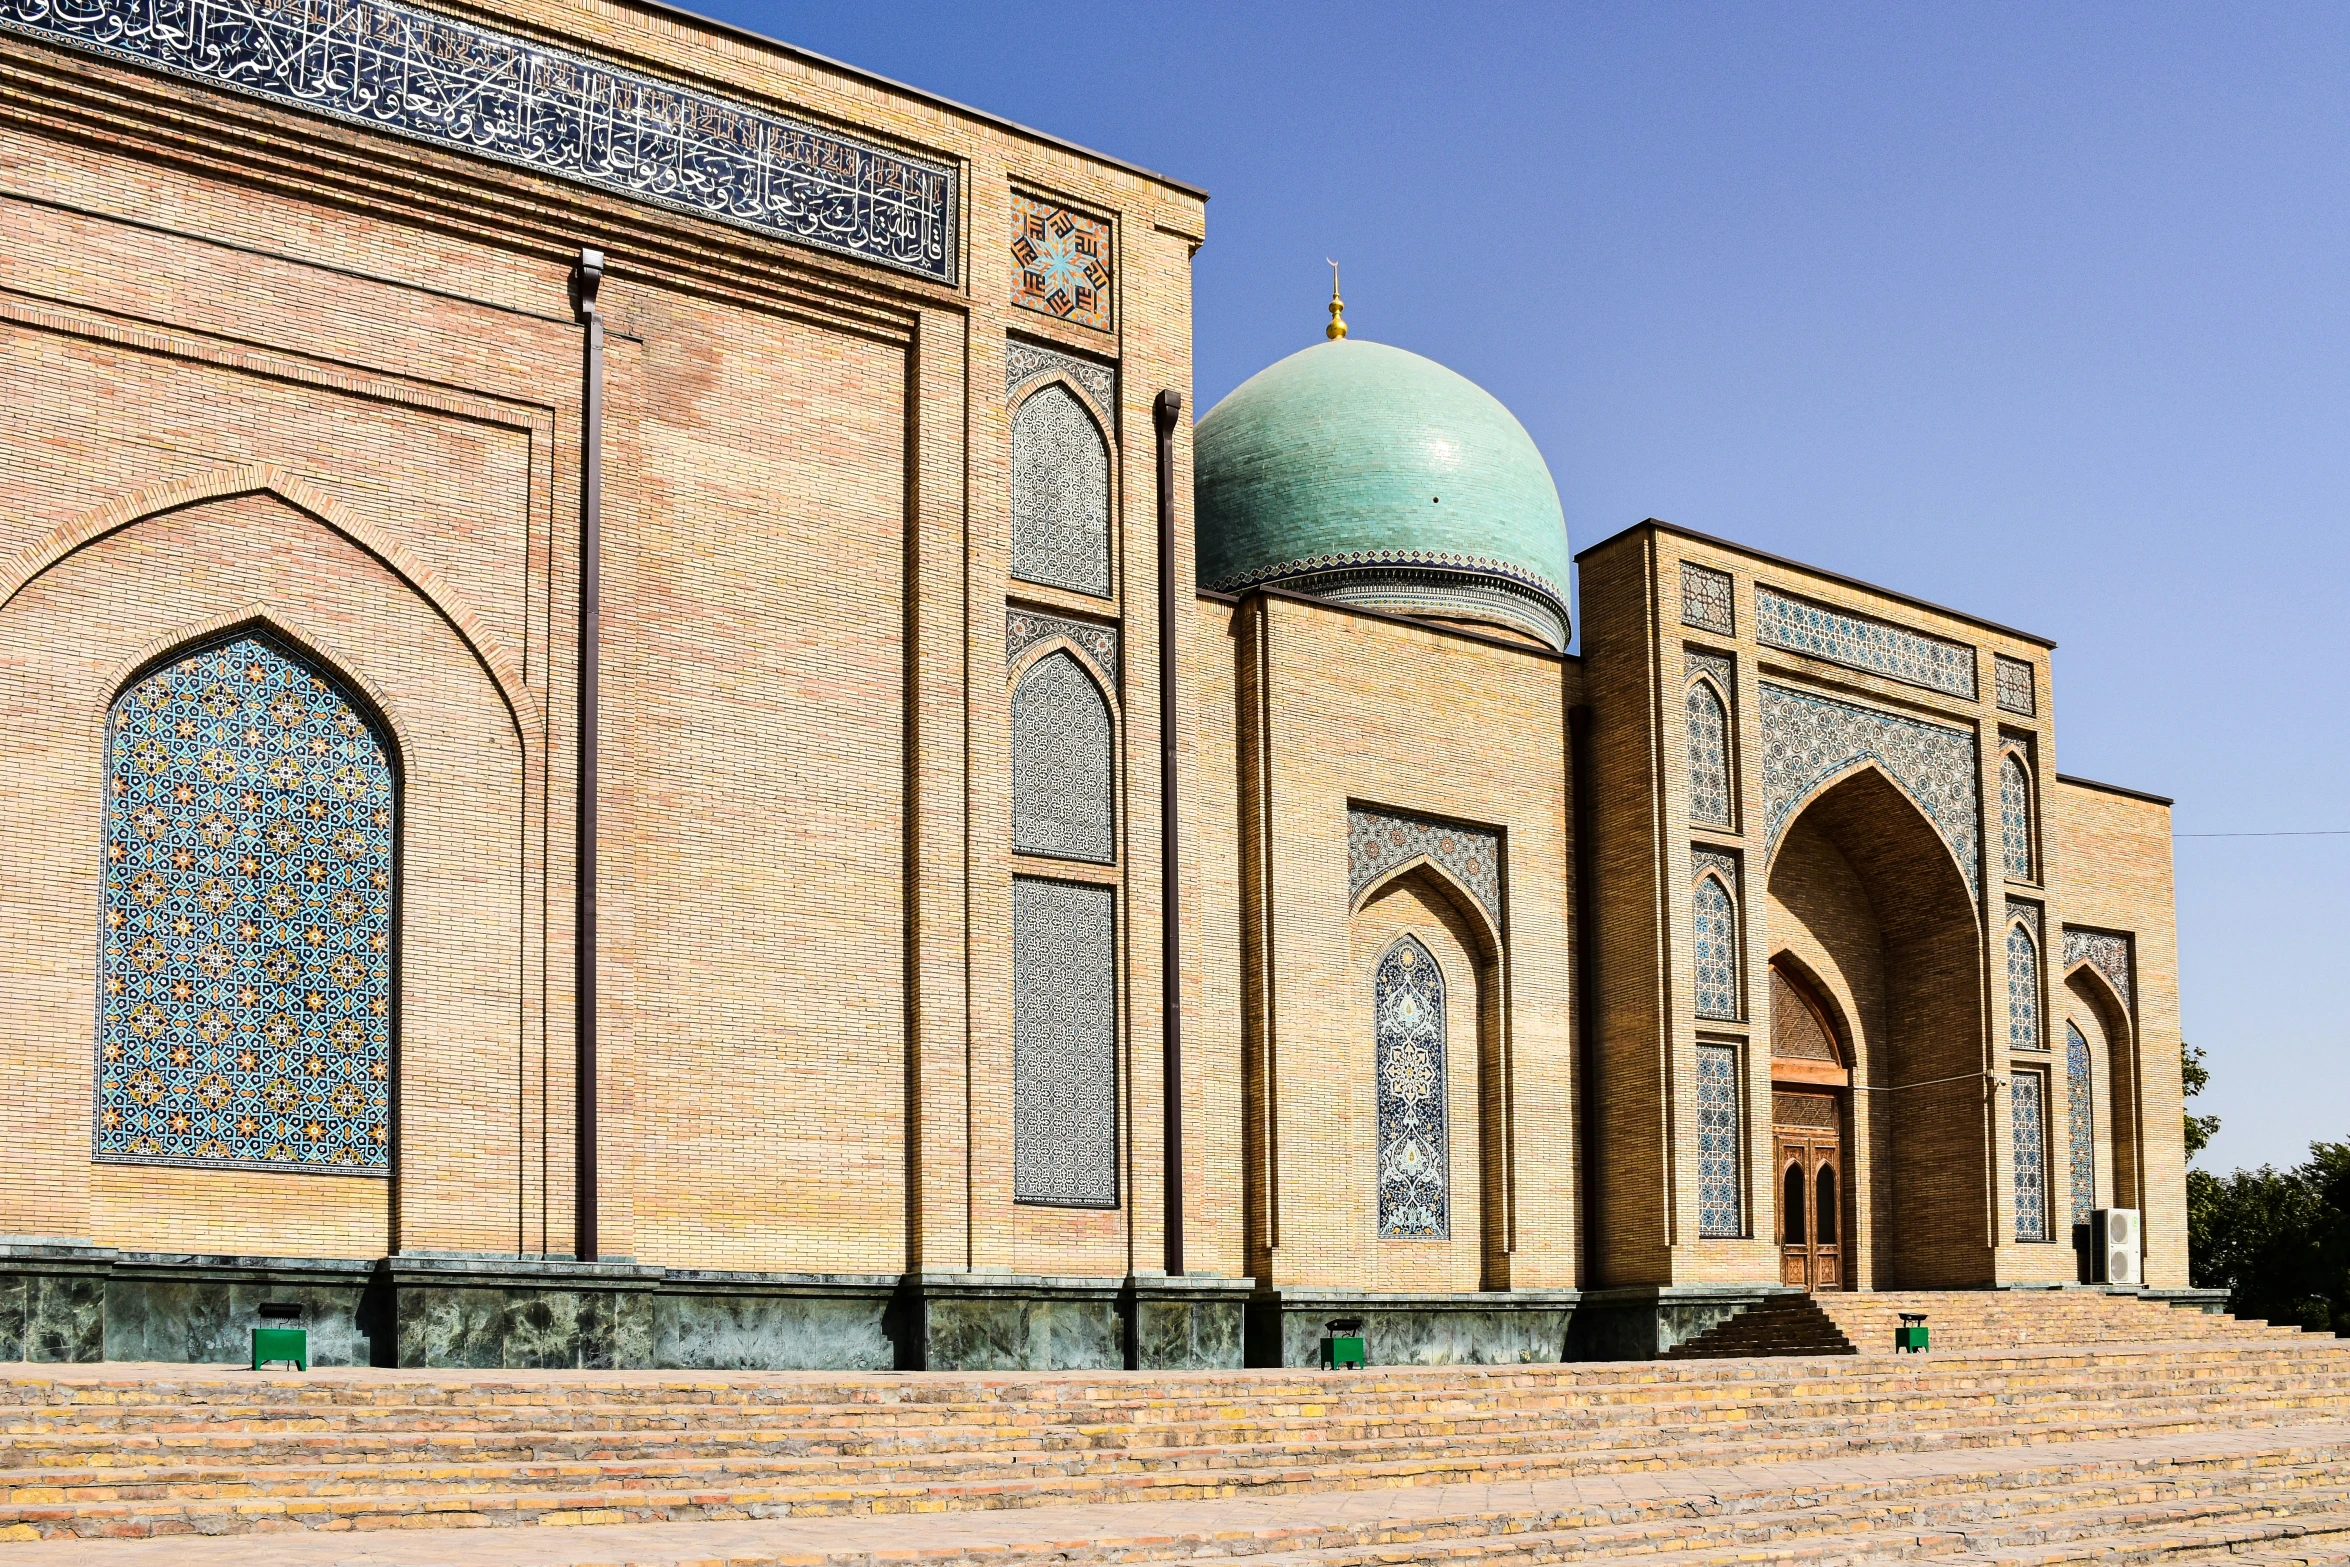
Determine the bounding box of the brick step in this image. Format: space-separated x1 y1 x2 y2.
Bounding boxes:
12 1369 2350 1479
14 1404 2350 1540
12 1343 2346 1434
1666 1296 1858 1358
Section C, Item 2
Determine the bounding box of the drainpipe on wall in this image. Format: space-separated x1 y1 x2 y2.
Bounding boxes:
572 248 604 1263
1154 389 1185 1277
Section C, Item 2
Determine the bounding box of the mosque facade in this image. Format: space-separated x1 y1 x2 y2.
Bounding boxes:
0 0 2190 1369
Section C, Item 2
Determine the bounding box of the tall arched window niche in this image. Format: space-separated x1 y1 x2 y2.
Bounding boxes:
2007 919 2042 1052
96 632 395 1174
1011 649 1115 864
1373 934 1450 1240
1693 851 1742 1022
2066 1021 2095 1225
1686 675 1733 829
2000 749 2035 883
1010 381 1113 598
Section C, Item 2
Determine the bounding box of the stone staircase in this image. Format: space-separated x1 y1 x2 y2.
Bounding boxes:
0 1294 2344 1564
1668 1287 2302 1360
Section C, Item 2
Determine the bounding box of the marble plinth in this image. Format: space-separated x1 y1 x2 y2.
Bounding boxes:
1247 1288 1581 1368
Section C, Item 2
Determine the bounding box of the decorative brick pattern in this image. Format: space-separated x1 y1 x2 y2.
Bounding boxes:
1759 683 1980 895
1373 935 1450 1240
1346 806 1502 929
1695 1042 1741 1237
2064 927 2135 1010
1011 877 1118 1209
1010 383 1113 598
1693 849 1741 1022
1010 651 1115 865
2012 1068 2050 1241
0 0 959 282
97 634 392 1175
1680 563 1735 635
1006 606 1119 688
1995 654 2037 717
1005 338 1116 410
1756 585 1978 698
1010 192 1112 330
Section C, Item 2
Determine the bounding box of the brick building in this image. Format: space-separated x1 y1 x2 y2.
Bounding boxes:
0 0 2188 1369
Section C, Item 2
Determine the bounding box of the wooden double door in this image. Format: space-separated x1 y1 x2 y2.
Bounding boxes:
1774 1092 1844 1291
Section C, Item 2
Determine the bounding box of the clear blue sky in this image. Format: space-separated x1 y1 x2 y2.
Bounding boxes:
708 0 2350 1175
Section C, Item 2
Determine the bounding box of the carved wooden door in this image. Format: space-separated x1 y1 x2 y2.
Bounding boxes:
1774 1092 1844 1291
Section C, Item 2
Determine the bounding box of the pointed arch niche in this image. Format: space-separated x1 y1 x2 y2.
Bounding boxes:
1765 763 1987 1288
1347 852 1508 1293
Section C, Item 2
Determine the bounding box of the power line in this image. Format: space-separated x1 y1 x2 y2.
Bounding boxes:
2174 830 2350 839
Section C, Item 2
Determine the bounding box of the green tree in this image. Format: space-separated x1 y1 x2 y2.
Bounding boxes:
2182 1042 2345 1334
2182 1041 2219 1162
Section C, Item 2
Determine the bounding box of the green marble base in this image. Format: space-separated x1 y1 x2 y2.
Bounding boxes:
901 1273 1125 1371
0 1244 107 1362
1249 1288 1581 1368
1129 1274 1250 1369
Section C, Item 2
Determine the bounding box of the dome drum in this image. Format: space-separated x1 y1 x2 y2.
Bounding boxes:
1212 553 1570 650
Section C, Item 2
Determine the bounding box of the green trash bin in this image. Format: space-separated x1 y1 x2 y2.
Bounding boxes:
1319 1316 1366 1370
1895 1313 1929 1354
251 1326 308 1371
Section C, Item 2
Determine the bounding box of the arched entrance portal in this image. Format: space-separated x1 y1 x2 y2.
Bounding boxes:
1766 766 1990 1290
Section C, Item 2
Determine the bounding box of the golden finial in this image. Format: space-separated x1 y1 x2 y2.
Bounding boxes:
1325 259 1347 340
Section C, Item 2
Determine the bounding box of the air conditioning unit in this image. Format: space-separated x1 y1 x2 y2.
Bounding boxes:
2096 1209 2142 1286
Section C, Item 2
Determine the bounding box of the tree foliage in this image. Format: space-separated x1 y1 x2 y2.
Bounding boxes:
2182 1041 2348 1333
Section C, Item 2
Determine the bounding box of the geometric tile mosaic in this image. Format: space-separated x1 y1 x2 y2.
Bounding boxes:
1681 562 1735 635
1696 1041 1742 1238
1012 876 1119 1208
2007 911 2042 1052
2012 1067 2050 1241
95 634 392 1174
1995 653 2037 716
0 0 960 282
1687 665 1734 830
1374 934 1450 1240
1693 848 1741 1022
1757 585 1977 699
2001 749 2035 882
1010 191 1112 331
1010 650 1116 864
1005 337 1116 411
2067 1021 2095 1228
2063 927 2134 1010
1011 382 1113 598
1347 806 1502 930
1758 682 1980 896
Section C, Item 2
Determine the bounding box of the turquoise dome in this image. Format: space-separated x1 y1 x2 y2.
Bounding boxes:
1196 338 1572 649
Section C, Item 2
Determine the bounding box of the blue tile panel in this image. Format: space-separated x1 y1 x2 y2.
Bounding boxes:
1995 654 2037 716
96 635 392 1173
2067 1022 2095 1227
1695 1043 1742 1238
1758 682 1979 897
1686 651 1734 830
2001 751 2034 882
2008 906 2042 1052
1010 193 1113 330
0 0 959 283
1755 586 1977 698
1693 849 1740 1021
1011 877 1119 1208
1374 936 1451 1240
2012 1070 2050 1241
1681 563 1735 635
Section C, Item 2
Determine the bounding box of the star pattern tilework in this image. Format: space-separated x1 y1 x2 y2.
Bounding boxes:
1758 682 1980 896
2013 1070 2050 1241
2068 1022 2095 1227
1346 807 1502 929
1010 192 1112 331
2063 928 2134 1010
95 635 392 1173
2002 750 2035 882
2008 910 2042 1052
1374 935 1450 1239
1680 563 1735 635
1696 1043 1742 1238
1756 585 1977 698
1687 671 1733 829
1693 849 1741 1021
